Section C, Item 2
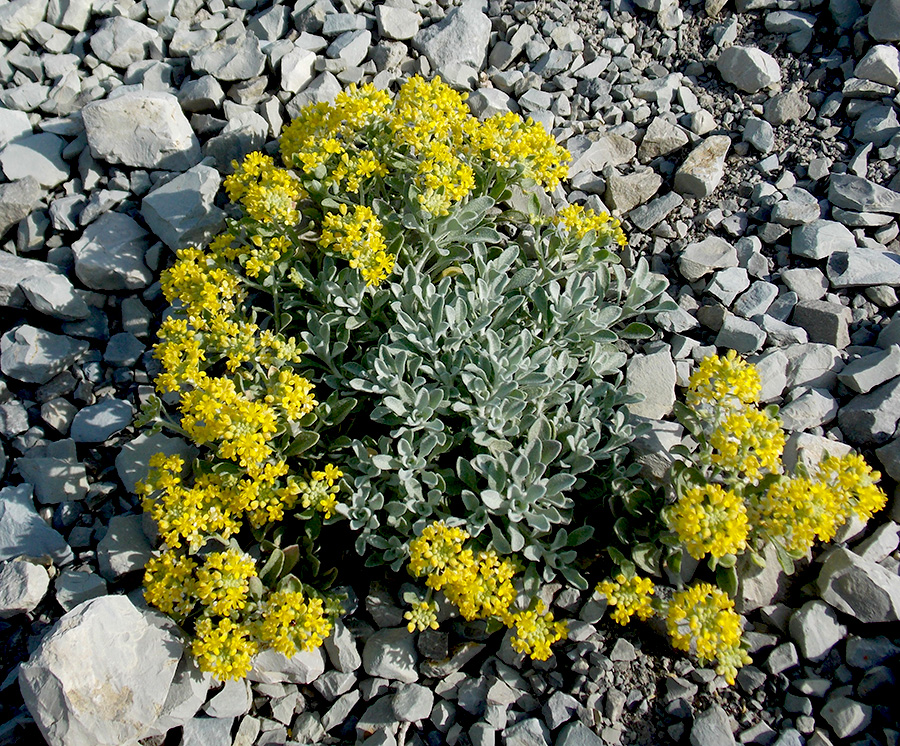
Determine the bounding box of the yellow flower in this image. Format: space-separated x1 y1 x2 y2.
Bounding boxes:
503 600 568 661
667 484 749 560
256 589 333 657
404 600 440 633
709 407 785 482
687 350 761 409
749 476 842 553
193 549 257 618
595 574 655 625
665 583 751 684
143 550 197 620
815 453 887 523
191 617 258 681
554 204 627 246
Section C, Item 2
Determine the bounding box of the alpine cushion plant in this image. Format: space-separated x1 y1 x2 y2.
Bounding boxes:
596 351 888 684
137 74 676 676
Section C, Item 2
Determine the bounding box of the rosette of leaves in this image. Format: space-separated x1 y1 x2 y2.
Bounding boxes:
287 194 674 591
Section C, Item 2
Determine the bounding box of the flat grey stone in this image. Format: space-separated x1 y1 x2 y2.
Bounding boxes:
15 439 88 504
376 5 421 40
70 398 134 443
838 346 900 393
791 299 850 348
0 177 43 237
192 31 266 80
0 0 49 42
19 596 183 746
679 236 738 281
743 116 775 154
827 247 900 288
281 46 316 94
0 325 88 384
854 104 900 146
89 17 161 69
818 547 900 623
0 559 49 617
413 0 491 72
789 600 847 662
821 697 872 739
856 44 900 87
845 634 900 668
141 164 225 250
828 173 900 213
876 438 900 481
363 627 418 683
869 0 900 40
837 377 900 446
691 704 736 746
717 45 781 92
180 717 235 746
556 721 604 746
638 116 689 161
392 683 433 722
19 274 90 321
0 251 63 309
54 569 107 612
82 92 201 171
71 212 152 291
104 332 145 368
606 168 662 213
763 91 810 125
779 387 838 431
791 219 856 260
203 679 251 718
248 647 326 684
0 484 72 564
0 133 68 188
715 314 766 353
625 345 676 419
502 717 550 746
0 105 32 148
674 135 730 199
96 514 152 581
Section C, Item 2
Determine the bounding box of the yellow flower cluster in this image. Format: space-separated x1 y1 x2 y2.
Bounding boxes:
554 204 628 247
191 617 258 681
816 453 887 523
320 203 395 286
408 522 518 620
709 407 785 482
279 77 570 227
505 600 568 661
143 550 197 620
686 349 761 409
665 583 751 685
596 575 751 685
749 477 841 553
675 353 888 561
404 600 440 633
256 589 333 657
405 521 567 660
224 151 303 225
139 454 241 552
194 549 257 617
667 484 749 560
595 573 655 625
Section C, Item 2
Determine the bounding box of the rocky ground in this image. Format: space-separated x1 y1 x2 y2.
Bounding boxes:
0 0 899 743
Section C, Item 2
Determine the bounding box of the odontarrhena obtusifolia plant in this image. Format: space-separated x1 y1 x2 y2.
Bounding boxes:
595 350 888 684
137 75 675 675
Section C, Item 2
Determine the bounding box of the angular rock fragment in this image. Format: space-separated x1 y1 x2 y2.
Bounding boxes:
19 596 184 746
82 92 201 171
